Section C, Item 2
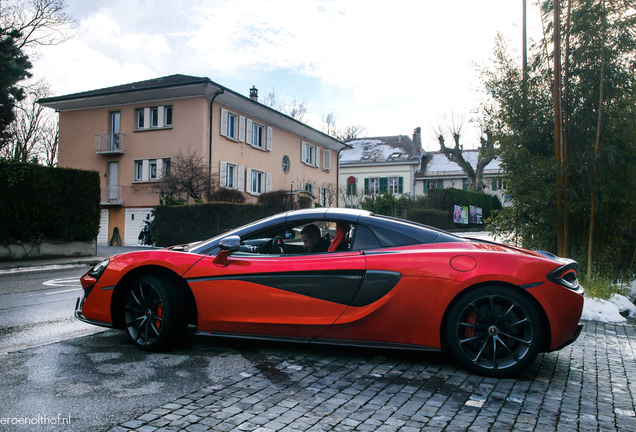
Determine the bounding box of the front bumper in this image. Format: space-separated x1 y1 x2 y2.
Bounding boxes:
75 296 112 328
549 322 584 352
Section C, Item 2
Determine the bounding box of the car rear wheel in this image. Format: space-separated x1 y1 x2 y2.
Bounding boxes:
445 286 543 377
124 274 186 351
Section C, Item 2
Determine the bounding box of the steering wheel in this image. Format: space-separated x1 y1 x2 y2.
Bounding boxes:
271 235 288 254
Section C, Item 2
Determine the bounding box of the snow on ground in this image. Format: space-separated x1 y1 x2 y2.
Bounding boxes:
582 294 636 323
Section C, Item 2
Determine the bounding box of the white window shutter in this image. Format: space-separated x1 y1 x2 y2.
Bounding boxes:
320 187 325 206
266 172 272 192
246 119 253 144
143 108 150 129
301 142 307 163
323 150 331 171
220 161 227 187
301 181 306 191
238 165 244 191
311 183 316 197
220 108 228 137
315 147 320 168
239 116 245 142
266 127 273 151
246 168 252 193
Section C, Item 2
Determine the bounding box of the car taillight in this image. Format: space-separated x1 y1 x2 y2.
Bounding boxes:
547 262 579 290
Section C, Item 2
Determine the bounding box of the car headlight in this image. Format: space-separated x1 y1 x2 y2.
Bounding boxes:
87 259 109 280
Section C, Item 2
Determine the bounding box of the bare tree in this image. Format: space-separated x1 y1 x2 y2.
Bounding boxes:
155 148 216 203
432 113 496 192
1 0 75 53
261 87 308 122
322 112 336 136
1 79 58 164
321 112 367 142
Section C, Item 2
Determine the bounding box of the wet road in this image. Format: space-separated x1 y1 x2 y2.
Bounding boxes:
0 266 284 431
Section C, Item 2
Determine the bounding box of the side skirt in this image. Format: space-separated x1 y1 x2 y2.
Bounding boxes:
194 330 441 352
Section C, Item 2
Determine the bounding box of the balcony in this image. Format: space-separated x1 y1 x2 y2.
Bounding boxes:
95 133 125 155
101 185 123 205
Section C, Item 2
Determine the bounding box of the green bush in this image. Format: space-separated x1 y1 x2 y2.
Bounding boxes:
152 202 285 247
0 159 101 243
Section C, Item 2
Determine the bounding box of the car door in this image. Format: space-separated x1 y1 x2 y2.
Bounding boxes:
183 250 366 340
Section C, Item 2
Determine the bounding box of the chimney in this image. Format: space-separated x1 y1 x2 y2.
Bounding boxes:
413 127 422 154
250 85 258 102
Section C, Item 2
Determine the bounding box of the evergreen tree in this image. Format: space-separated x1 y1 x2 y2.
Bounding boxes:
483 0 636 280
0 28 32 145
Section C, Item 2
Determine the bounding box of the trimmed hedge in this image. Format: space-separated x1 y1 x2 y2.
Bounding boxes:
152 202 286 247
426 188 502 221
407 208 454 230
0 159 101 243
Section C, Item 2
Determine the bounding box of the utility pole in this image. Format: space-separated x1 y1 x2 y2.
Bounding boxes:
553 0 565 257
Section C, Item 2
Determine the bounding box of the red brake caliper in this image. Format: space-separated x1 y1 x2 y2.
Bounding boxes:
465 310 476 339
156 303 163 330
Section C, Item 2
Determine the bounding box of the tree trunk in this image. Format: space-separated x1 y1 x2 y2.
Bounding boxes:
588 0 606 281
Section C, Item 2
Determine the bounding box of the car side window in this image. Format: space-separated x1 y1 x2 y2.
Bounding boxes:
350 224 382 251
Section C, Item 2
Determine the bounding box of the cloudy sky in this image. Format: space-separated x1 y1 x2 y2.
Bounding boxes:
32 0 544 151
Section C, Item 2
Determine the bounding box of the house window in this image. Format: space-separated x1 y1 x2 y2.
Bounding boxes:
162 158 171 178
149 160 157 180
251 170 263 194
323 149 332 171
347 181 356 196
226 163 235 188
227 112 236 138
252 122 264 148
302 141 319 167
136 109 144 129
369 178 379 194
135 161 143 181
150 107 159 127
389 177 399 194
164 106 172 126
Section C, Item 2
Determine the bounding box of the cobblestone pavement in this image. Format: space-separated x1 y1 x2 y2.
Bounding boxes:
109 321 636 432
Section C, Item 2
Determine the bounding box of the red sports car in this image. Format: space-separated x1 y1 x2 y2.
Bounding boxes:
77 208 583 377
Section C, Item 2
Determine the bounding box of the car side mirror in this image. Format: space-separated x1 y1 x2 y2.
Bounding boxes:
218 235 241 253
214 236 241 267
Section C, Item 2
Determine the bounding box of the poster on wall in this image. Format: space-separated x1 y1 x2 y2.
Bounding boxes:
476 207 483 224
469 205 476 223
462 206 469 224
453 205 462 223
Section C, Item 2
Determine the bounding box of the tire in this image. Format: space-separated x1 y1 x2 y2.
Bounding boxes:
124 274 187 351
445 285 543 377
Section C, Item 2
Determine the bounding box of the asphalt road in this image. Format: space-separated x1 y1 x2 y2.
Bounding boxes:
0 265 277 432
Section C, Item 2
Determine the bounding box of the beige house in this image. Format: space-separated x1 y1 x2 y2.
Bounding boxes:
40 75 346 245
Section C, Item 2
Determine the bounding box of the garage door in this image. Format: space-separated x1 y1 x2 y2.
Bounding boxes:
124 208 153 246
97 209 110 246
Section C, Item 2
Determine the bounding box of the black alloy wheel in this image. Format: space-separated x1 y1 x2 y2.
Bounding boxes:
445 286 543 377
124 274 186 351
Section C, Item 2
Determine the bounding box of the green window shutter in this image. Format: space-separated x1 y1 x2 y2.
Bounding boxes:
462 178 467 190
423 179 428 193
364 178 369 195
492 179 497 191
398 176 403 194
437 179 443 189
380 177 388 193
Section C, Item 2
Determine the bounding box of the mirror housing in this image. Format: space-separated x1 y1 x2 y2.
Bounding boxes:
218 235 241 253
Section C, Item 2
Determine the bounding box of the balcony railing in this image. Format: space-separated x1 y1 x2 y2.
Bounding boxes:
101 185 123 205
95 133 125 155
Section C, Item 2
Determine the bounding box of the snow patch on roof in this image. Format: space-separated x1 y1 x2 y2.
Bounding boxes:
340 139 404 163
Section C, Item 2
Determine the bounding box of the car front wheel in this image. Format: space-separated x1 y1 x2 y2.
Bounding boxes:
445 286 543 377
124 274 186 351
